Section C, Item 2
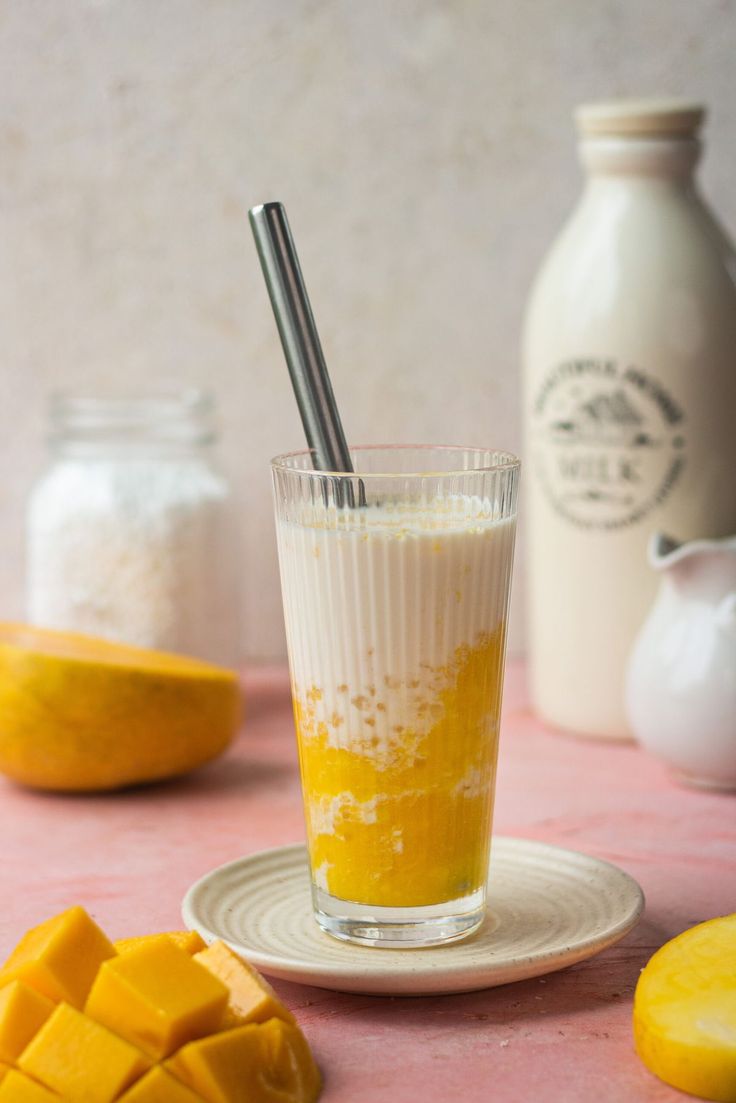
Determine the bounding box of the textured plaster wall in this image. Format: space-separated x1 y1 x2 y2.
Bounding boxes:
1 0 735 661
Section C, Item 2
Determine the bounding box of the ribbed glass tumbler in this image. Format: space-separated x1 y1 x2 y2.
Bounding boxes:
272 446 520 947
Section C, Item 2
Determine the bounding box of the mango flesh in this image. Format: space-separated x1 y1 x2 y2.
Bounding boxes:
0 623 241 791
633 913 736 1102
0 907 320 1101
167 1018 321 1103
194 943 296 1029
115 932 207 957
0 1069 60 1100
117 1066 207 1102
0 982 55 1063
0 906 115 1008
86 940 229 1060
18 1002 151 1102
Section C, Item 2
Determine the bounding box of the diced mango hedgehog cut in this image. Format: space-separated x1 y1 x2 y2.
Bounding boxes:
0 906 321 1102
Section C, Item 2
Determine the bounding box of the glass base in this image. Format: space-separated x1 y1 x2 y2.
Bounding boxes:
312 885 486 948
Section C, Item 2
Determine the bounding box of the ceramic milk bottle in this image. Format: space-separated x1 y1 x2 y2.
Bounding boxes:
522 99 736 739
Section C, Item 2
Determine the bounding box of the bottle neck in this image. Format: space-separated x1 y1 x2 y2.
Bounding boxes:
578 136 701 181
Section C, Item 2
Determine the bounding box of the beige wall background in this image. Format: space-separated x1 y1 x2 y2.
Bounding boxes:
2 0 735 661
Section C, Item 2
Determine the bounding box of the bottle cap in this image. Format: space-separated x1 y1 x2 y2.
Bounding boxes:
575 98 705 139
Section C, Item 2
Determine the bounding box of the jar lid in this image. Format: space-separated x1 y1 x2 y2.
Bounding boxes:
575 98 705 138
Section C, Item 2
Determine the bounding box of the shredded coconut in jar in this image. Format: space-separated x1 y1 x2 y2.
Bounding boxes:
26 393 239 665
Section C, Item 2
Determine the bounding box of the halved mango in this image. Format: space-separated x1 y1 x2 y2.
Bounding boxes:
0 623 241 791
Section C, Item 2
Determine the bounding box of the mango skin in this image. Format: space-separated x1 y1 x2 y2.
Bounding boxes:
0 624 241 791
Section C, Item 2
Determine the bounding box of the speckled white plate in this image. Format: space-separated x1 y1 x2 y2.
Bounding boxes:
182 838 644 996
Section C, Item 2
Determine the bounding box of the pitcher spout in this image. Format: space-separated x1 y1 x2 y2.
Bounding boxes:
648 531 736 573
648 533 682 570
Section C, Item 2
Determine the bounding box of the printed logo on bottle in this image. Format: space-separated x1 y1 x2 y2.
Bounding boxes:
532 359 686 530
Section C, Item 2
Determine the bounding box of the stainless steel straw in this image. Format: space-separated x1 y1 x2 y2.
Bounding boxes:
249 201 364 507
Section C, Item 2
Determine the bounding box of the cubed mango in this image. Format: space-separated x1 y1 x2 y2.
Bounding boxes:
18 1001 150 1102
117 1065 207 1102
0 980 55 1063
194 942 295 1029
0 1068 61 1100
167 1017 321 1103
0 905 115 1008
115 931 207 956
85 938 228 1059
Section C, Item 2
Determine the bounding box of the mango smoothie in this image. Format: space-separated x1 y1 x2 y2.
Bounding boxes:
274 465 517 945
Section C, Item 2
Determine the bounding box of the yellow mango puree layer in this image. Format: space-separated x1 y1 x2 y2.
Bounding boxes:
294 627 504 908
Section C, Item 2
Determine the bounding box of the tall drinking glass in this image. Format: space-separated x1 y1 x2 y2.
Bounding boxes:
272 446 519 947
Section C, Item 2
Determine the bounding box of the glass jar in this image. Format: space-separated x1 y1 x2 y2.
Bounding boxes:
26 388 240 666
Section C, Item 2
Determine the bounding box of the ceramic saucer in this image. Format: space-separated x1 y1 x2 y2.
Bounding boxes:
182 837 644 996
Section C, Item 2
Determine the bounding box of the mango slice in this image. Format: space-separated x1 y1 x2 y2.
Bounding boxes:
0 905 115 1008
117 1066 207 1102
166 1018 321 1103
18 1002 150 1101
115 931 207 957
0 1069 60 1100
85 939 229 1059
0 1063 10 1084
0 623 241 791
194 942 296 1030
0 980 55 1062
634 913 736 1102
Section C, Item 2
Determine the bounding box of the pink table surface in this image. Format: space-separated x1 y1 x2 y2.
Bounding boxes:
1 661 734 1102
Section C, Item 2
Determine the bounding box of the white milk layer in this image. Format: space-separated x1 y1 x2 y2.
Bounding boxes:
276 497 515 717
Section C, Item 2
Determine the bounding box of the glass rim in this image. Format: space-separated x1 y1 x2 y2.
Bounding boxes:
270 443 520 480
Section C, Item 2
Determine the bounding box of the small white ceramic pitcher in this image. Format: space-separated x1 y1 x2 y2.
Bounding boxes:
626 532 736 789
